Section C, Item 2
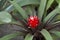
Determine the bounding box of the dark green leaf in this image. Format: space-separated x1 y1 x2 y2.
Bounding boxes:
56 0 60 4
55 14 60 21
43 7 60 24
5 0 40 12
52 21 60 25
10 18 23 26
24 34 33 40
9 0 28 19
50 14 60 23
38 0 47 20
46 0 54 10
50 30 60 37
25 6 33 16
11 10 26 24
51 34 59 40
40 29 53 40
0 0 6 11
25 6 36 16
5 5 14 12
0 32 23 40
18 0 40 6
0 11 12 24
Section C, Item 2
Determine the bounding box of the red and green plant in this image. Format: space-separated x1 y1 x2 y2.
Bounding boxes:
0 0 60 40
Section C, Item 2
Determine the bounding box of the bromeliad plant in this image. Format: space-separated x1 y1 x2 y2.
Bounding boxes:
0 0 60 40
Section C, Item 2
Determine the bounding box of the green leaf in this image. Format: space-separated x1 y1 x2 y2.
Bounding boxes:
55 14 60 21
50 14 60 23
50 31 60 37
14 0 40 6
46 0 54 10
52 21 60 25
5 0 40 12
38 0 47 21
18 0 40 6
5 5 14 13
56 0 60 10
0 0 6 11
0 32 23 40
24 34 33 40
9 0 28 19
25 6 33 16
43 0 54 18
52 34 59 40
26 6 36 16
56 0 60 4
11 10 26 24
10 18 23 26
43 7 60 24
40 29 53 40
0 11 12 24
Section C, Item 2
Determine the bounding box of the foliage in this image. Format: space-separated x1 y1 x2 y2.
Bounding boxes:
0 0 60 40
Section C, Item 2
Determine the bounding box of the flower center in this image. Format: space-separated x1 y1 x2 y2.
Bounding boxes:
28 16 39 29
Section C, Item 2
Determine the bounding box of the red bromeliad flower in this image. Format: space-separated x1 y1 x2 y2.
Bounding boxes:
28 16 39 29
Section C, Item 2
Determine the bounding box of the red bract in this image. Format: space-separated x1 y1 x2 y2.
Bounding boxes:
28 16 39 29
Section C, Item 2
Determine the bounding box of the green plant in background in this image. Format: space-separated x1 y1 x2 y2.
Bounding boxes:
0 0 10 11
0 0 60 40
